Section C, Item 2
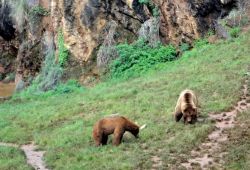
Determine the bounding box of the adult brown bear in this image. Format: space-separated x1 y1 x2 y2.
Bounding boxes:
174 89 198 124
93 116 140 146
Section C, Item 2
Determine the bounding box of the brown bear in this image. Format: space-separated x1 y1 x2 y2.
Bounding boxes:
93 115 140 146
174 89 198 124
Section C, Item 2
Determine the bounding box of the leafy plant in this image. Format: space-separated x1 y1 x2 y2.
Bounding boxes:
179 43 190 53
109 39 177 79
139 0 159 17
28 5 49 34
207 29 215 37
152 6 160 17
194 38 209 48
54 79 83 94
29 5 49 17
58 30 69 67
230 27 241 38
139 0 150 4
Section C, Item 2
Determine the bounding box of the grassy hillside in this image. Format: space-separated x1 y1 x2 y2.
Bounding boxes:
0 31 250 169
222 109 250 170
0 146 32 170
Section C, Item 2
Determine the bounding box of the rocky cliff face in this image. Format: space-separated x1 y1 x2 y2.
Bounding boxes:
0 0 236 86
155 0 236 44
51 0 149 63
51 0 236 59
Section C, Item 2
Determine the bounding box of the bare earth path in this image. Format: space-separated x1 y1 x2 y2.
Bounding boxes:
181 79 250 169
0 142 49 170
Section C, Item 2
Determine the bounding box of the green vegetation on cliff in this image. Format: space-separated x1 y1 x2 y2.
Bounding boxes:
0 31 250 169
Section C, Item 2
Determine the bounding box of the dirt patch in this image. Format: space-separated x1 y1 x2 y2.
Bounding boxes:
0 82 15 98
0 142 49 170
181 79 250 169
151 155 163 170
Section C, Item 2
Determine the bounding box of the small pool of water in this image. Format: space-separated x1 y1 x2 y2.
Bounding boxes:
0 82 15 98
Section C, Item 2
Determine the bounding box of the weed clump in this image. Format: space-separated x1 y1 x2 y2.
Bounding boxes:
229 27 241 38
28 5 49 35
58 30 69 67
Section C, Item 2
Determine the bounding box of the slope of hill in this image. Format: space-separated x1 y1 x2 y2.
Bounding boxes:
0 31 250 169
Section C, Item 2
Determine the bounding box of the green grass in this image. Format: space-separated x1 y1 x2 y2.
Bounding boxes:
0 32 250 169
0 146 32 170
221 76 250 170
222 110 250 170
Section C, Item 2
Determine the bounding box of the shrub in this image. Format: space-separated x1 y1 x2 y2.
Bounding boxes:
194 39 209 48
28 5 49 34
179 43 190 53
58 30 69 67
207 29 215 37
109 39 177 79
230 27 241 38
53 79 84 94
139 0 150 4
152 6 160 17
29 5 49 16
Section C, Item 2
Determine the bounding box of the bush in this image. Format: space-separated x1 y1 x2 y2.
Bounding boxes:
58 30 69 67
230 27 241 38
194 38 209 48
53 79 84 94
109 39 177 79
139 0 150 4
28 5 49 34
179 43 190 53
29 5 49 17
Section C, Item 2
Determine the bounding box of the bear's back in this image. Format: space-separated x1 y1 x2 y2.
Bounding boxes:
98 116 127 135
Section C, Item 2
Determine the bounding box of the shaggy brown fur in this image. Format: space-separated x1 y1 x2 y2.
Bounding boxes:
93 116 139 146
174 89 198 124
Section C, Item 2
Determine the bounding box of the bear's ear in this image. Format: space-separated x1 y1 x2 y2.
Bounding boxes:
140 124 147 130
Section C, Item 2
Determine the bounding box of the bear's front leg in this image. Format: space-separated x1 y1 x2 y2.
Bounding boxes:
93 131 103 146
113 128 125 146
175 112 183 122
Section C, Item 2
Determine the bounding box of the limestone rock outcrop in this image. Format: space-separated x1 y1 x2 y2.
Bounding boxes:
0 0 236 86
